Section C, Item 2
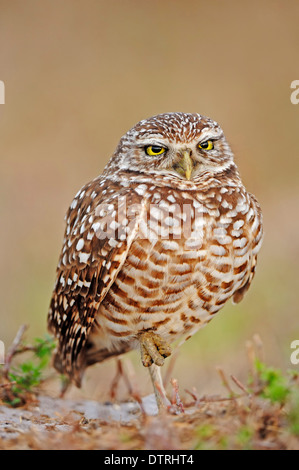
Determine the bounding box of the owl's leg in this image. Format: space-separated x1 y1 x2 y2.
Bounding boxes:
149 364 171 409
139 331 172 409
109 358 124 401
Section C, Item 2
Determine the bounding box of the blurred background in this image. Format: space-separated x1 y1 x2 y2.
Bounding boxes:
0 0 298 401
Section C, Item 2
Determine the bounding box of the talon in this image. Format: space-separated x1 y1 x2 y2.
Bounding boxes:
139 331 172 368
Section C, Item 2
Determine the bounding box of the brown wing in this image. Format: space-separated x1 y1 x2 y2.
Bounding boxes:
48 176 147 383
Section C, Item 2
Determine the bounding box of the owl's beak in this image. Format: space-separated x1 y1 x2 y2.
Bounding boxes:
172 150 194 180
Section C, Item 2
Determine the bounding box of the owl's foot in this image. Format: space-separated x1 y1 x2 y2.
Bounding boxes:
139 332 172 410
139 331 172 367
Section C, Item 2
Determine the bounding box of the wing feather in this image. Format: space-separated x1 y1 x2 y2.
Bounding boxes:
48 177 147 382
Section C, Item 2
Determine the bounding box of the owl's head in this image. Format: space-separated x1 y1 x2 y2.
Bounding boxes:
106 112 236 184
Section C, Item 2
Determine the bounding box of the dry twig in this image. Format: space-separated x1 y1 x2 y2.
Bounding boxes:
2 324 28 380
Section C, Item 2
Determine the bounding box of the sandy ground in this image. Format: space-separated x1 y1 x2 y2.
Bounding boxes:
0 393 159 439
1 392 299 450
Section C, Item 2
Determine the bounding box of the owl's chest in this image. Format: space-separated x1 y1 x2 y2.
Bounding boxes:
106 191 243 312
99 187 255 343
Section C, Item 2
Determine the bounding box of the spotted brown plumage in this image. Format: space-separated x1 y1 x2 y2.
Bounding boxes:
48 112 263 389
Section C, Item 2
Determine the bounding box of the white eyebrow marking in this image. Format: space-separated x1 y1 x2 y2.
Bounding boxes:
197 128 223 142
138 140 169 149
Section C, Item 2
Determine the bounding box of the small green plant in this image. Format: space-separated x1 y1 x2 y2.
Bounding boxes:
193 424 216 449
287 391 299 436
0 333 55 406
251 359 290 405
236 425 254 450
285 372 299 437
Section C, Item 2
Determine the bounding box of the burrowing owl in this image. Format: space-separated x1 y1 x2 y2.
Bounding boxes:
48 112 263 403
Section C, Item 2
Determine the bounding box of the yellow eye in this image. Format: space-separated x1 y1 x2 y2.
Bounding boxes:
145 145 166 156
198 140 214 151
